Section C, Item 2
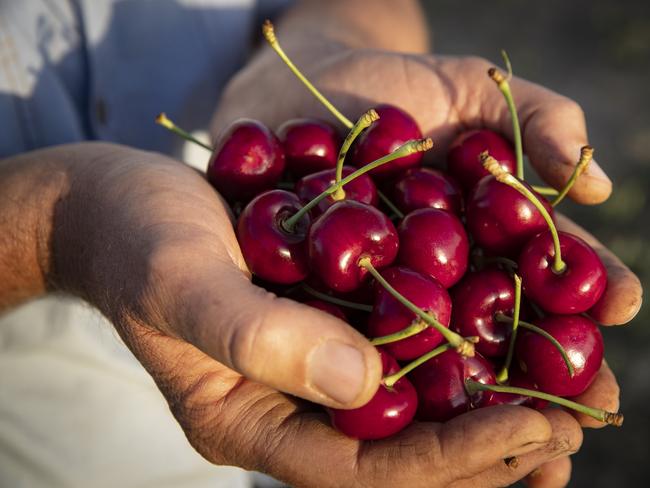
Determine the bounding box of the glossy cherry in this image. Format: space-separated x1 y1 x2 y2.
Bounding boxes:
295 166 378 217
466 175 554 257
304 300 347 321
410 349 496 422
397 208 469 288
351 104 423 179
368 267 452 361
446 129 516 192
392 167 463 216
518 231 607 314
516 315 603 397
484 365 549 410
277 118 341 176
450 268 514 358
237 190 309 284
328 351 417 440
308 200 399 293
208 119 285 202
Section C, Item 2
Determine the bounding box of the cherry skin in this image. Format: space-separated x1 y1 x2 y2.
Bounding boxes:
410 349 496 422
308 200 399 293
466 175 554 257
208 119 285 202
484 365 549 410
295 166 378 217
351 104 423 179
515 314 603 397
518 231 607 314
397 208 469 288
237 190 309 284
368 267 452 361
327 351 417 440
450 268 514 358
304 300 347 321
277 118 341 177
446 129 516 192
392 167 463 216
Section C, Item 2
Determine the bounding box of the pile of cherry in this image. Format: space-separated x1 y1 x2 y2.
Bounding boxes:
157 21 623 441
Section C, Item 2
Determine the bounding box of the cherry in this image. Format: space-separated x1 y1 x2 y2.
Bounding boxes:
237 190 309 284
450 268 514 358
368 267 451 361
466 175 554 257
207 119 285 202
516 315 603 397
397 208 469 288
304 300 347 321
277 118 341 176
351 104 423 179
484 365 549 410
295 166 377 217
410 349 496 422
518 231 607 314
392 167 463 216
308 201 399 293
327 351 417 440
446 129 516 192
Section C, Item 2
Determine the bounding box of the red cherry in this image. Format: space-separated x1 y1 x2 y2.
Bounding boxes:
466 175 554 257
327 351 417 440
397 208 469 288
516 315 603 397
518 231 607 314
392 167 463 216
446 129 516 192
351 104 423 179
410 349 496 422
208 119 285 202
483 365 549 410
277 118 341 176
368 267 451 361
295 166 378 217
308 201 399 293
237 190 309 284
304 300 347 321
450 268 514 358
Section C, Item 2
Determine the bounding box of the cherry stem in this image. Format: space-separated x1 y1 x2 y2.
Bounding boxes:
370 318 428 346
358 257 476 357
495 313 575 378
155 113 213 152
488 51 524 180
262 20 353 129
551 146 594 207
383 343 455 388
496 274 522 383
482 152 566 273
333 110 380 200
377 190 405 219
282 138 433 232
301 284 373 312
531 185 559 197
465 380 623 426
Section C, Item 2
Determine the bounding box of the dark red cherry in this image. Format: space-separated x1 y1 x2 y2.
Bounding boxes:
466 175 554 257
484 365 549 410
398 208 469 288
392 167 463 216
309 201 399 293
446 129 516 192
368 267 451 361
277 118 341 176
410 349 496 422
450 268 514 358
295 166 378 217
351 104 423 179
208 119 285 202
328 351 417 440
304 300 347 321
516 315 603 397
518 231 607 314
237 190 309 284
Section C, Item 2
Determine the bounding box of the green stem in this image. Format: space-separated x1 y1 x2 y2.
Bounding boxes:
377 190 405 219
465 380 624 426
155 113 213 152
496 274 522 383
262 21 353 129
531 185 559 197
301 284 373 312
551 146 594 207
383 343 454 388
358 257 476 357
371 319 428 346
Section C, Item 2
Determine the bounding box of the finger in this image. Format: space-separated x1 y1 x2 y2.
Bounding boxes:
569 360 620 429
556 213 643 325
524 456 572 488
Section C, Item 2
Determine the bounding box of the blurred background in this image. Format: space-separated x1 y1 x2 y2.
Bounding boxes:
422 0 649 485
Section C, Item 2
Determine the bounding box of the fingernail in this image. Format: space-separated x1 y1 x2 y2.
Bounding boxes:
309 341 366 404
585 158 611 183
